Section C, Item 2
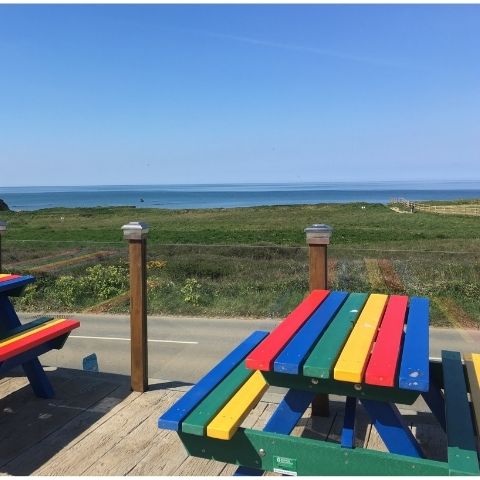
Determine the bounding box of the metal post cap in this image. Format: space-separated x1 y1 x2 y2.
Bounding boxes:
121 221 150 240
304 224 333 245
0 221 6 235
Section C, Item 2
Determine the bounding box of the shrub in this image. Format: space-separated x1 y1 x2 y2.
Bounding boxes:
181 278 202 305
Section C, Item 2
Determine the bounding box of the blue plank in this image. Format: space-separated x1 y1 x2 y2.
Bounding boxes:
273 291 348 374
341 396 357 449
361 399 424 458
0 275 35 295
235 389 315 476
158 330 269 431
398 297 430 392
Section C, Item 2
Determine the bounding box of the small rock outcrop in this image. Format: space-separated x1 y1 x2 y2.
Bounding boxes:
0 199 10 211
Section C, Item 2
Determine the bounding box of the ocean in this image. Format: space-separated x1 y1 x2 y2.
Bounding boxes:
1 181 480 211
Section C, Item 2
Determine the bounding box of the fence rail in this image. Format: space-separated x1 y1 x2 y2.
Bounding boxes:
390 198 480 216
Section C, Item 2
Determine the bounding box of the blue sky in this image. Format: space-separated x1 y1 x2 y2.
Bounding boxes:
0 4 479 186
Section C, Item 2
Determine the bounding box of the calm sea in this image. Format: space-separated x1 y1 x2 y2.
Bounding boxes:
1 181 480 211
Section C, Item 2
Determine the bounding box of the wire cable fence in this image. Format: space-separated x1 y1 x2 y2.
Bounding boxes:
2 238 479 328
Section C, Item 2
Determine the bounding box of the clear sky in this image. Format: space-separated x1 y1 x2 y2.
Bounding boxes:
0 4 479 186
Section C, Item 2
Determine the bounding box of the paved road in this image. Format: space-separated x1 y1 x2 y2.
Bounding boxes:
19 312 480 384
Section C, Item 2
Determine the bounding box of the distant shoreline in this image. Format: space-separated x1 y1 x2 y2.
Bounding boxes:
2 181 480 211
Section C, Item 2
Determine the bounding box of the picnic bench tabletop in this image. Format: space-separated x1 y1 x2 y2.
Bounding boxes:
246 289 430 392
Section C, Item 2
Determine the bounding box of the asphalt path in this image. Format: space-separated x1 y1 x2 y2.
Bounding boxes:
19 312 480 384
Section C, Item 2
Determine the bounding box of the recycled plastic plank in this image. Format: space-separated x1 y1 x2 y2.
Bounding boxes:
262 370 419 405
179 428 449 475
0 275 34 295
0 274 21 283
365 295 408 387
206 371 268 440
158 330 268 431
235 389 316 476
303 293 368 379
0 319 79 362
334 294 388 383
182 361 254 436
398 297 429 391
245 290 329 371
273 291 348 374
464 352 480 436
340 396 357 449
361 399 423 458
441 350 480 475
0 316 53 340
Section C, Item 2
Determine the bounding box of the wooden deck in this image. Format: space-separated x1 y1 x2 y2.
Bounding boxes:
0 367 447 476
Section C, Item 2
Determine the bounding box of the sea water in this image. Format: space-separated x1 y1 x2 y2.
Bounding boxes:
1 181 480 211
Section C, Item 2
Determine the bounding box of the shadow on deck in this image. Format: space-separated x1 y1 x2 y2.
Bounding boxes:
0 368 447 476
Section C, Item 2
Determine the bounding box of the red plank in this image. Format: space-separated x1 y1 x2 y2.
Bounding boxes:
0 319 80 361
245 290 329 371
0 274 21 283
364 295 408 387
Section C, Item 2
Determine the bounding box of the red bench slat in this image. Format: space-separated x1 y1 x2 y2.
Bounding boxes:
0 319 80 362
364 295 408 387
245 290 329 371
0 274 21 283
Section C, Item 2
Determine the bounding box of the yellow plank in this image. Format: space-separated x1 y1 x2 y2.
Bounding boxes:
0 319 65 347
0 274 12 278
464 352 480 437
206 370 268 440
333 293 388 383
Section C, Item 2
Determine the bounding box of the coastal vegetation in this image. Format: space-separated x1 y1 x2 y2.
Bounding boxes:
1 203 479 327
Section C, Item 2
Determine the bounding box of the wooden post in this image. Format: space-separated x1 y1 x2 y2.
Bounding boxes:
0 221 6 273
122 221 150 392
305 223 333 417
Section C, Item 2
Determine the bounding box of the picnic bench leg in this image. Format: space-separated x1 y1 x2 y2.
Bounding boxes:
22 358 55 398
361 399 424 458
341 396 357 449
235 389 315 476
421 381 446 432
0 295 55 398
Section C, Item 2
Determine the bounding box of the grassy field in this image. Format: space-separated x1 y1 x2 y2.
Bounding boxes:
1 202 479 327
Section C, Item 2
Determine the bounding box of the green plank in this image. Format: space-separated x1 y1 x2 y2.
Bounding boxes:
303 292 368 379
179 428 448 475
442 350 480 475
181 361 254 435
263 371 418 405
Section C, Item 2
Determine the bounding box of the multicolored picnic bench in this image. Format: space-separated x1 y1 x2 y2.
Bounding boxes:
159 289 480 476
0 273 80 398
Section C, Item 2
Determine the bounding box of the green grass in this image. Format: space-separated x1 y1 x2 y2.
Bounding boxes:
2 203 479 327
3 202 480 247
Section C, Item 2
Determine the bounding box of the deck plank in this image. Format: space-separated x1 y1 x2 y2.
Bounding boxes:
3 378 125 475
83 390 179 476
34 389 152 475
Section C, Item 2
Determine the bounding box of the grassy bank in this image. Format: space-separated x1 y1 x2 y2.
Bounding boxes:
1 203 479 327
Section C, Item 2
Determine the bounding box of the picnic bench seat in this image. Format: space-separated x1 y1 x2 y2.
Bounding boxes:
0 273 80 398
159 289 480 476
